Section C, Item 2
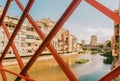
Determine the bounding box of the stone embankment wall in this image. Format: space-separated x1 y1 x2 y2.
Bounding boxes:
36 53 79 68
4 52 79 69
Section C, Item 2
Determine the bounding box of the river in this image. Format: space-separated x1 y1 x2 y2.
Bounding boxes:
75 54 111 81
28 54 111 81
2 54 111 81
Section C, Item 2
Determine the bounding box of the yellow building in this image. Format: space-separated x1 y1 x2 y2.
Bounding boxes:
81 40 85 46
0 15 80 57
0 15 26 57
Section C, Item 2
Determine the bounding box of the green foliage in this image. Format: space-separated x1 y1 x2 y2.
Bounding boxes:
98 45 103 48
78 51 85 54
75 59 89 64
102 51 112 57
101 51 113 64
107 41 111 48
103 57 113 64
91 51 98 54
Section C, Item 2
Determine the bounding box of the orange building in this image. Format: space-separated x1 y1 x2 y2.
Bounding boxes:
112 10 119 56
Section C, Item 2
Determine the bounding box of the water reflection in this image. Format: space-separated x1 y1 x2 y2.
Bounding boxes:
70 54 110 77
29 54 111 81
29 66 68 81
78 63 111 81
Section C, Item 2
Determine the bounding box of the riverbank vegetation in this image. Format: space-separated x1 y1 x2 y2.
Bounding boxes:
91 51 99 54
101 51 113 64
75 59 89 64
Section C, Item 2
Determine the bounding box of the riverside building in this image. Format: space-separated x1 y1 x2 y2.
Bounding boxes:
0 15 27 57
81 40 85 46
90 35 97 49
90 35 97 46
111 9 120 81
112 10 119 56
0 8 81 57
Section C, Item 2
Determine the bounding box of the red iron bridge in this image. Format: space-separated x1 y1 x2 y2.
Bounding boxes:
0 0 120 81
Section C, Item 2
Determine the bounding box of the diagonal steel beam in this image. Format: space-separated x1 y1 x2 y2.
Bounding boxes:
2 22 24 70
85 0 120 80
98 65 120 81
0 0 31 80
0 0 34 63
0 64 7 81
15 0 81 81
0 0 34 80
0 0 13 81
2 22 30 80
85 0 120 24
15 0 80 81
0 68 34 81
0 0 12 25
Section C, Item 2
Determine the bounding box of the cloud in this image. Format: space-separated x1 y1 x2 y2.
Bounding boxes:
64 22 113 44
78 27 113 44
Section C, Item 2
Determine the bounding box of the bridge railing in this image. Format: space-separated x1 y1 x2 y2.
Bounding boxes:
0 0 120 81
0 0 81 81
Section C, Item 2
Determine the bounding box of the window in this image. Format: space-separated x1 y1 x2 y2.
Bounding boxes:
27 43 31 46
26 35 34 39
9 51 12 54
28 50 32 53
21 37 25 42
27 27 34 31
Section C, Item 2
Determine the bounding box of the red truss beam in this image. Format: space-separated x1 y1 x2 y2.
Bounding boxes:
0 0 34 81
0 68 34 81
98 65 120 81
85 0 120 24
0 0 30 79
2 22 31 80
0 0 31 80
2 22 24 70
3 0 119 81
0 0 34 63
15 0 81 81
0 0 13 81
85 0 120 81
0 0 12 25
0 64 7 81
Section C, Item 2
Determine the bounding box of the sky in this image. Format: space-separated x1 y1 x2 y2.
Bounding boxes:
0 0 119 44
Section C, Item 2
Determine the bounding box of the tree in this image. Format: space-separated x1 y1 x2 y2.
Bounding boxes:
107 41 111 48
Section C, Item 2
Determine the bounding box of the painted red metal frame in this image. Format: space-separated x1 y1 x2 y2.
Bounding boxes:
2 21 31 81
15 0 81 81
0 1 30 80
0 0 12 25
98 65 120 81
0 0 34 63
0 1 12 80
0 0 81 81
0 68 34 81
1 0 119 81
85 0 120 24
85 0 120 81
0 0 34 81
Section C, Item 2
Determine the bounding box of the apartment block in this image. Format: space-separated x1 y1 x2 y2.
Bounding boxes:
0 15 26 57
0 15 81 57
90 35 97 46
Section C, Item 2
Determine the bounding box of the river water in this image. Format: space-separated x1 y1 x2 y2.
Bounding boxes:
29 54 111 81
76 54 111 81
